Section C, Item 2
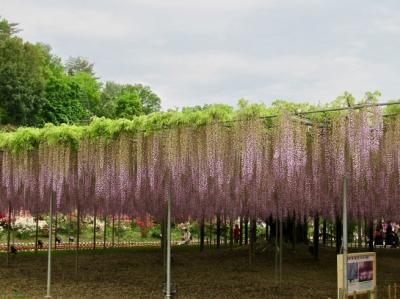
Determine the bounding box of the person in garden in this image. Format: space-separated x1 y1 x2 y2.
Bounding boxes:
37 239 44 249
233 224 240 244
385 221 395 247
374 223 383 246
10 245 17 255
178 227 191 245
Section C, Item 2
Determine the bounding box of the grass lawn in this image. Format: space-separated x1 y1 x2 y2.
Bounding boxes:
0 244 399 298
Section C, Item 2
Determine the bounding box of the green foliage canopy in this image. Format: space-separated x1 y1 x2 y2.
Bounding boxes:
0 36 46 126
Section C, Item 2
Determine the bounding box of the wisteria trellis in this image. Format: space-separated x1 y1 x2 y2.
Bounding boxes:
0 109 399 222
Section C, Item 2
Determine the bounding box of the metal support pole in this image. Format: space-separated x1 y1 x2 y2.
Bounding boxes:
103 215 107 249
165 194 172 299
45 193 53 298
279 218 283 289
35 210 39 254
274 217 278 284
6 201 11 267
342 176 348 298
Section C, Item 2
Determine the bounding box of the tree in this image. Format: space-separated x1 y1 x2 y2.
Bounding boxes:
124 84 161 114
65 56 94 76
40 68 90 125
99 82 161 118
0 36 46 126
115 93 143 119
0 17 20 40
71 72 101 114
97 82 124 118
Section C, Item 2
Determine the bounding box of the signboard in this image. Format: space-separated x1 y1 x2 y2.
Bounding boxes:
337 252 376 298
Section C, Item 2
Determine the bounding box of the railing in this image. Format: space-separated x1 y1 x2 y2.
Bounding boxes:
388 283 399 299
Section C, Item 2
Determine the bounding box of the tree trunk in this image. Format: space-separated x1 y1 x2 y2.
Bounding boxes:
229 218 233 250
357 219 362 248
68 211 72 250
322 219 327 246
200 218 205 252
292 214 296 250
216 214 221 249
93 209 97 250
368 220 374 252
35 211 39 254
239 217 243 246
265 218 269 242
117 215 120 245
284 218 290 243
244 218 249 245
54 211 58 250
103 215 107 249
336 216 342 254
209 219 212 246
270 219 277 240
249 219 256 268
251 219 257 243
112 215 115 247
313 215 319 260
303 216 308 244
223 216 227 247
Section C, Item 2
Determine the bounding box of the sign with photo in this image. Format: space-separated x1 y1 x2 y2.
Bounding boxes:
337 252 376 298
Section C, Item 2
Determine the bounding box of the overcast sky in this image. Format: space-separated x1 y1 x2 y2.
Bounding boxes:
2 0 400 109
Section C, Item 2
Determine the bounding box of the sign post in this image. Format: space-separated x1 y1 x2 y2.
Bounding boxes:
165 194 172 299
342 176 348 297
45 193 53 298
337 252 376 299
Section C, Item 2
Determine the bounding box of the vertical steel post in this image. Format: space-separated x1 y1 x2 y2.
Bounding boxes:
35 211 39 254
279 218 283 290
165 194 172 299
46 193 53 298
6 201 11 267
274 217 278 285
343 176 348 298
